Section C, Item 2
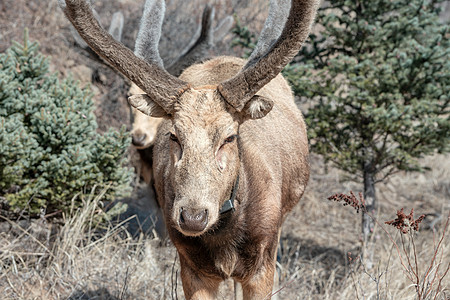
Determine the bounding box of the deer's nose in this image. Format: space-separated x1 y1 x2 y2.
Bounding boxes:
179 207 208 233
131 132 147 147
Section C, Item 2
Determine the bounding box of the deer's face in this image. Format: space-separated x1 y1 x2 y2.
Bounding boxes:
129 84 163 149
130 108 162 149
167 88 240 236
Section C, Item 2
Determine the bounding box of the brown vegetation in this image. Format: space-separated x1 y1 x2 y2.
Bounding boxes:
328 191 448 299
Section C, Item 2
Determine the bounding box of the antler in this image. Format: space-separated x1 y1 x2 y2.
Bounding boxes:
71 8 124 56
59 0 189 114
218 0 320 112
134 0 165 68
109 12 124 42
246 0 291 64
61 0 317 114
134 1 232 77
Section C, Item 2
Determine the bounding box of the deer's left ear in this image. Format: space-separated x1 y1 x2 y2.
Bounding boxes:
128 94 168 118
241 95 274 120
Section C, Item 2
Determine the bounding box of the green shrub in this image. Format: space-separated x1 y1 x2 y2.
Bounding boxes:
285 0 449 241
231 15 256 58
0 30 132 215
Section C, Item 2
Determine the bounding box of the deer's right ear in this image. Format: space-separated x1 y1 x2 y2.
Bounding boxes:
128 94 168 118
240 95 274 120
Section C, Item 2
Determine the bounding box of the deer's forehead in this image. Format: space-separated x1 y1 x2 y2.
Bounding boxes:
176 88 226 110
173 89 234 130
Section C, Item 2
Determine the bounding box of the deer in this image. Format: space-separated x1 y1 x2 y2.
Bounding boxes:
59 0 319 298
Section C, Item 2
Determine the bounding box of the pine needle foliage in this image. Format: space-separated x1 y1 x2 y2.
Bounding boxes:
233 1 449 181
287 0 449 246
287 0 449 182
0 30 132 215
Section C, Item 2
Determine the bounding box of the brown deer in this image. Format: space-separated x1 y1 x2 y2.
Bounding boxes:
59 0 319 298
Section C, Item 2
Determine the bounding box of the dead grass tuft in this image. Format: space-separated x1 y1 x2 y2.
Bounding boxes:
0 190 179 299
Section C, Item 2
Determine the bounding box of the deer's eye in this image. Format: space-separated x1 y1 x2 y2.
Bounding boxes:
169 132 179 143
223 135 237 145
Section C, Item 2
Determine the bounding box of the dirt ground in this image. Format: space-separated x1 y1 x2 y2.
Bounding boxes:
0 0 449 299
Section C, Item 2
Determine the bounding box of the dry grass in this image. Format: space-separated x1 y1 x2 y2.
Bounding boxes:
276 153 449 300
1 154 448 299
0 189 179 299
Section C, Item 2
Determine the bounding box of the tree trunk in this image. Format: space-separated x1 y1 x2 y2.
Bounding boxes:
362 160 377 269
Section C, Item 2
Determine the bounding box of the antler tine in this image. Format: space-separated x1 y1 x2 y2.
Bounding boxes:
69 3 101 49
166 5 215 76
134 0 165 68
213 15 234 44
246 0 291 65
59 0 189 114
218 0 320 112
109 11 124 42
199 5 215 48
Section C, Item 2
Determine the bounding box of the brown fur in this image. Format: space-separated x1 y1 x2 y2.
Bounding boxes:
153 57 309 299
128 3 229 184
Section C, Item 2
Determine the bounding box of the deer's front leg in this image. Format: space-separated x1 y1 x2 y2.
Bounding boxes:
241 260 277 300
179 256 220 300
